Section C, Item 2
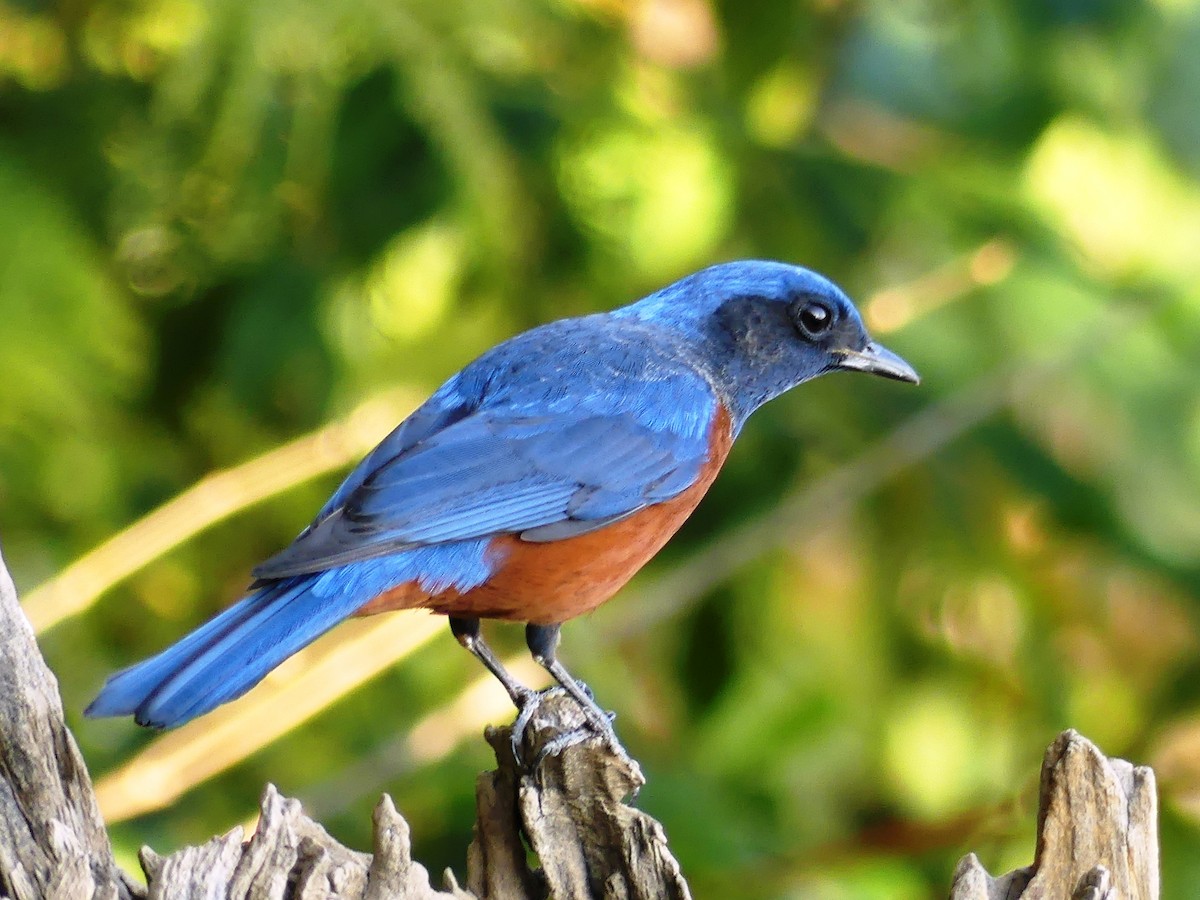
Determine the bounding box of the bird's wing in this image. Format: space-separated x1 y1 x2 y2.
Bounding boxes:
251 399 717 580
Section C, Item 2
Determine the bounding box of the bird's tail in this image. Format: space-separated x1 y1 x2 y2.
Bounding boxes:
85 575 371 729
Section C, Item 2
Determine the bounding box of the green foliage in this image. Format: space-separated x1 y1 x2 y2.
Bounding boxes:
4 0 1200 895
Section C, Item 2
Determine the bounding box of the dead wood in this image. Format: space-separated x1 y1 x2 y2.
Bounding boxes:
951 730 1158 900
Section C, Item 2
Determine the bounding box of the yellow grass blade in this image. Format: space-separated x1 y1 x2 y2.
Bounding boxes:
24 390 420 634
234 654 549 836
406 655 549 765
96 609 443 822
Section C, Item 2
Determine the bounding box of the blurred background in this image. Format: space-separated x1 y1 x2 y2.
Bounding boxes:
4 0 1200 895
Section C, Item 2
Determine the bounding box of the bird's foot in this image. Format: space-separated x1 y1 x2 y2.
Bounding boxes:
509 685 625 770
532 716 626 769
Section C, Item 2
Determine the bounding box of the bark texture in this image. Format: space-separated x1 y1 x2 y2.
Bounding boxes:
0 544 1159 899
0 548 139 900
128 698 690 899
951 730 1158 900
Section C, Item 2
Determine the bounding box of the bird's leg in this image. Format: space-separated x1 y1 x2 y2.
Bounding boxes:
448 616 535 707
522 623 623 760
450 616 573 764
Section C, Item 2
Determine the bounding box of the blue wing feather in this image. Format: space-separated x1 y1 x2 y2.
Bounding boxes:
253 321 720 580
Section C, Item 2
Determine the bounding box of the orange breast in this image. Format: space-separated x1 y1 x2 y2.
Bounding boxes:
357 404 734 624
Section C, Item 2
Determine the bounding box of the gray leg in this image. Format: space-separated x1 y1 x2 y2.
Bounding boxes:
523 623 619 748
449 616 533 706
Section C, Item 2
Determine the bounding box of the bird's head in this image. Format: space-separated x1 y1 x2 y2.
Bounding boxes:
618 260 919 425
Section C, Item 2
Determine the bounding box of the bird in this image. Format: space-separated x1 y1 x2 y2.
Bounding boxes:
86 259 918 756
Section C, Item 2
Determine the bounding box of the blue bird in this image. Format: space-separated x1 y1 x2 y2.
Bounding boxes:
88 260 918 752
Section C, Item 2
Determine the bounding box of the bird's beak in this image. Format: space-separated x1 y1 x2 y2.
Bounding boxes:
835 342 920 384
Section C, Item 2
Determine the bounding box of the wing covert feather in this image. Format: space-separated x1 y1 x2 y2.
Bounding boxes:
252 398 717 580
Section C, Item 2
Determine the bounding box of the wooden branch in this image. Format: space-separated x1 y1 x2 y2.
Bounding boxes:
0 542 1159 899
951 730 1159 900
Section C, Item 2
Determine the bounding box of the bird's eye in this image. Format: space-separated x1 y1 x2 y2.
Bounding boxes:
795 300 834 339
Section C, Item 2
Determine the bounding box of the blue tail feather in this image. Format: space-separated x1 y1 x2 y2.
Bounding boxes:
85 576 373 728
87 542 496 729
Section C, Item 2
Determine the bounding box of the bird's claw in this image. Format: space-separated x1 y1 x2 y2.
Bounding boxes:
508 685 622 770
508 685 558 761
531 722 612 765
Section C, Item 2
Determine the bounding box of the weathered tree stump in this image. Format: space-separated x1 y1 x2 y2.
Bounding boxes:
127 699 689 899
0 544 1160 898
951 730 1158 900
0 548 139 900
